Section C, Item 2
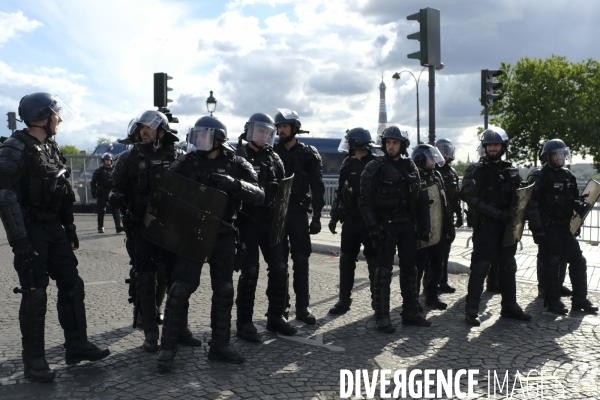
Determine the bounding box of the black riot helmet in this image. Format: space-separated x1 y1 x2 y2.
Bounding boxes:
101 153 113 161
411 143 446 170
244 113 276 147
481 126 509 159
274 108 302 131
338 127 378 153
380 125 410 156
18 92 76 137
134 110 178 143
188 115 228 153
435 138 455 162
539 139 571 168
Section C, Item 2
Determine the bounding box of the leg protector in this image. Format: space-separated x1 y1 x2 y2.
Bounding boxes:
486 261 501 293
137 269 159 352
373 266 395 332
57 276 87 343
97 210 105 229
366 257 377 311
399 265 419 317
209 280 243 364
569 255 598 312
291 253 310 308
20 288 55 382
267 262 289 317
157 281 190 371
328 252 356 315
236 264 259 323
465 260 490 315
499 259 518 308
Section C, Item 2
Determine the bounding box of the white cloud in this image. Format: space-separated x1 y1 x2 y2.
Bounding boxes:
0 11 42 46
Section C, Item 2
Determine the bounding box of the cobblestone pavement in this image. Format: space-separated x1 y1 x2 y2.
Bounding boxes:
0 214 599 399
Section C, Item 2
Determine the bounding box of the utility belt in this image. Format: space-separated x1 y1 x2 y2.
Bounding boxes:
26 210 58 223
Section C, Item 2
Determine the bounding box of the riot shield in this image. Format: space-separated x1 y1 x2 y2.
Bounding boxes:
502 183 534 247
141 168 227 263
269 174 294 246
570 179 600 235
416 183 443 249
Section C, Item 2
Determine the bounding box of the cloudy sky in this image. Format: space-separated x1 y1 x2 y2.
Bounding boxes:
1 0 599 161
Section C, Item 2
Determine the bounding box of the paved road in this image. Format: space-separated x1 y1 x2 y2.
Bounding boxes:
0 214 598 399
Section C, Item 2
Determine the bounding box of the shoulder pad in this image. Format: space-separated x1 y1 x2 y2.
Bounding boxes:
118 149 133 161
528 168 543 178
340 156 351 170
169 154 188 171
303 144 321 160
1 137 25 151
236 156 257 176
236 144 249 158
364 158 382 173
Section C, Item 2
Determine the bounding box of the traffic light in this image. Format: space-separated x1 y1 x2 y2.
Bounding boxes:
407 7 441 68
7 112 16 131
154 72 173 108
480 69 504 106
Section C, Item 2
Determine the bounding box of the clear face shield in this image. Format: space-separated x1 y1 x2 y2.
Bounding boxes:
436 143 455 160
135 111 164 130
423 147 446 169
188 127 215 152
550 148 571 168
338 136 350 153
247 121 275 146
48 96 76 122
477 144 485 158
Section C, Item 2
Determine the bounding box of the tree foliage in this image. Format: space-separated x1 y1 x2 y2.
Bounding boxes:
488 55 600 168
97 137 112 145
60 145 80 155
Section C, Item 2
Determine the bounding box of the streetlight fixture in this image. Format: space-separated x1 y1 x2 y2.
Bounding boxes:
206 90 217 116
392 67 427 144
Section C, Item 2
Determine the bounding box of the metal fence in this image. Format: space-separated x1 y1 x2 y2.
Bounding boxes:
322 178 600 244
64 154 102 205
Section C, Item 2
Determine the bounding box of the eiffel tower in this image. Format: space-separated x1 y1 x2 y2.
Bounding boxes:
377 74 388 138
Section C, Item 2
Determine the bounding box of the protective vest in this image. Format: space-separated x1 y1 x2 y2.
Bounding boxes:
375 157 419 217
479 161 519 209
437 163 460 212
92 167 114 192
11 131 71 216
339 153 376 215
540 167 576 224
237 144 283 214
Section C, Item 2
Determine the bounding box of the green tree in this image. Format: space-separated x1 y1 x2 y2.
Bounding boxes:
60 145 80 155
488 55 600 168
97 137 112 145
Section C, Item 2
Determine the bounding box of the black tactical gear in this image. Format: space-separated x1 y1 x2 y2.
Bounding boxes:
91 162 122 232
274 109 302 130
274 139 325 324
0 129 109 382
527 165 597 313
436 162 461 292
461 156 530 325
360 154 430 330
111 141 185 351
235 142 296 340
329 152 378 315
157 145 264 369
539 139 570 168
435 138 456 161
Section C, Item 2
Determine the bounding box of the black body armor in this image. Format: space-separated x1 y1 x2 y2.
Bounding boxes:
437 163 460 215
527 166 578 229
91 166 114 194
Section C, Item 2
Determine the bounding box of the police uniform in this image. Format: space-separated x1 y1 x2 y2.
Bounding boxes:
91 162 122 232
436 162 461 292
274 140 325 323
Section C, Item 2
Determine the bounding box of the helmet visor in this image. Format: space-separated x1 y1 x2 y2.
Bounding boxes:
189 127 215 152
135 111 164 130
275 108 299 120
550 148 571 167
337 136 349 153
477 144 485 158
436 143 455 159
423 147 446 169
246 121 275 146
48 96 76 122
127 119 140 139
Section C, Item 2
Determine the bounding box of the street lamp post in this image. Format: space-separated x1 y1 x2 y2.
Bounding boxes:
206 90 217 116
392 67 426 144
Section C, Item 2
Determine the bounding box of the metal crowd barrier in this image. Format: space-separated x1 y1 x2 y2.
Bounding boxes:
64 154 102 205
321 178 600 244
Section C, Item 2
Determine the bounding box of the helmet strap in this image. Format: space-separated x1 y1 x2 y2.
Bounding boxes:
153 137 161 149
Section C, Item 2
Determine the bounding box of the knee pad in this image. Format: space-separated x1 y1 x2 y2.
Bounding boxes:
137 270 156 287
291 253 309 266
59 276 85 303
271 262 288 281
471 260 491 279
547 256 561 271
376 267 393 286
500 259 517 275
217 282 234 299
169 281 191 300
243 265 259 280
28 288 48 317
339 252 357 268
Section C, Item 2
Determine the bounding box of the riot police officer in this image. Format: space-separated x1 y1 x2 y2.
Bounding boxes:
156 116 264 370
0 93 109 382
527 139 598 314
91 153 124 234
412 144 455 310
328 128 378 315
110 110 197 352
460 127 531 326
235 113 297 341
273 109 325 325
435 138 461 293
360 125 431 333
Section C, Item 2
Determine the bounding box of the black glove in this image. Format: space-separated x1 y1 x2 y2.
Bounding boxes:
498 211 512 224
12 238 35 262
64 224 79 250
309 217 321 235
454 214 463 228
369 229 384 251
212 173 241 192
532 230 547 245
91 189 97 199
328 219 338 234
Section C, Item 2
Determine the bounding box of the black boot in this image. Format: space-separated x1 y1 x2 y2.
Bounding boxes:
544 298 568 314
500 303 531 321
543 257 568 315
328 252 355 315
465 308 481 327
236 264 260 342
97 210 105 234
292 254 316 324
425 297 447 310
208 281 244 364
558 258 571 296
265 263 297 336
20 288 55 383
157 282 188 371
64 331 110 365
465 260 489 327
439 282 456 294
560 286 573 297
374 266 395 333
178 304 201 346
400 266 431 327
569 257 598 313
138 270 159 352
572 298 599 313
